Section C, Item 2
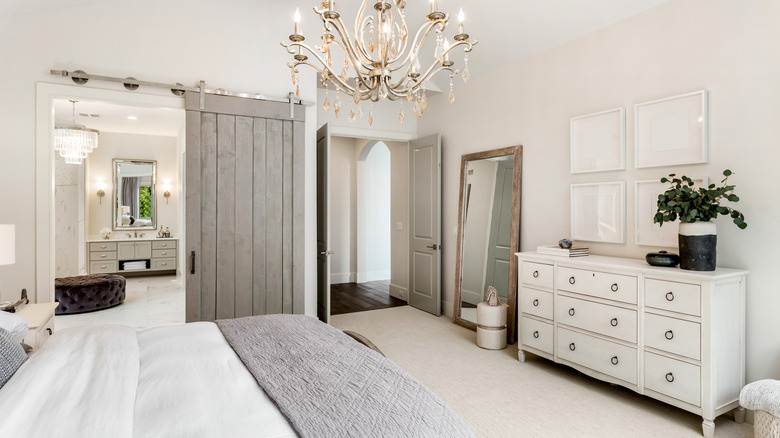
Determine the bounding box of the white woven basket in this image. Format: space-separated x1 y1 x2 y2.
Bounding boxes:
755 410 780 438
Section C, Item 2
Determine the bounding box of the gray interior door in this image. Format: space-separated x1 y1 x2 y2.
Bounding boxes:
483 159 514 303
316 124 331 323
185 93 305 322
409 134 441 316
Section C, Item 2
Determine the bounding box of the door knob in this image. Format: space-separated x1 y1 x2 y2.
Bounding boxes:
319 250 335 255
426 244 439 250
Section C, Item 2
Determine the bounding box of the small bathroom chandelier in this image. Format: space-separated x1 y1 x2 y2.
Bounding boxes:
54 100 99 165
282 0 477 123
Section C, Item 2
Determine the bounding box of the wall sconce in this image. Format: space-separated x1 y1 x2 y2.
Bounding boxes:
163 181 171 204
96 181 105 204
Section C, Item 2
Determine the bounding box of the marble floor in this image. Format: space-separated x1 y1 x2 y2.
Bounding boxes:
55 275 185 331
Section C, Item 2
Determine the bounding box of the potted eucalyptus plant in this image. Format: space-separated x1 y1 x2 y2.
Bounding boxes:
655 170 747 271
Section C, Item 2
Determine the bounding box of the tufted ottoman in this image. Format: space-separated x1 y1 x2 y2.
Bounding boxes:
54 274 126 315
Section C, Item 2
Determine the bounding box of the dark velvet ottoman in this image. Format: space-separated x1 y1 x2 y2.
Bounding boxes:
54 274 126 315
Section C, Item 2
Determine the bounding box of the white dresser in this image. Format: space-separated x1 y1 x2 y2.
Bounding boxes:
87 238 178 275
16 302 58 350
516 252 747 437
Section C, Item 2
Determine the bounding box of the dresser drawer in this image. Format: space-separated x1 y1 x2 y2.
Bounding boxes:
557 267 637 304
644 352 701 407
521 261 553 289
645 279 701 317
557 327 637 385
90 260 117 274
645 313 701 360
556 295 637 343
520 316 553 355
89 242 117 252
152 249 176 258
90 251 117 261
520 288 553 320
152 240 177 250
152 258 176 270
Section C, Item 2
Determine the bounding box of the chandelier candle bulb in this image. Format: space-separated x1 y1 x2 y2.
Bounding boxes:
430 0 438 13
294 8 301 35
458 8 464 34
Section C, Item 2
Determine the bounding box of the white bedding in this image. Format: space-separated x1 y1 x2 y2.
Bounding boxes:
0 323 296 438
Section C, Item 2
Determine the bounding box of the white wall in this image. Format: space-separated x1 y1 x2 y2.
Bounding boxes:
418 0 780 383
87 133 180 239
54 154 85 277
361 143 391 281
329 136 358 283
0 0 317 308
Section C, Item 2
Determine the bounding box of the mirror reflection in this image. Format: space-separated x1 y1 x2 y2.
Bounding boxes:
113 159 157 230
459 155 515 323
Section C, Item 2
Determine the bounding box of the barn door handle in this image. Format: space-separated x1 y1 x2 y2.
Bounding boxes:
190 251 196 274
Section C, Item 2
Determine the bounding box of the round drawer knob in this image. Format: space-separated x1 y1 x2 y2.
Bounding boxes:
100 245 107 249
532 299 539 307
610 318 618 327
568 308 575 316
569 343 576 351
666 292 675 301
666 372 675 383
532 270 539 278
611 356 619 365
100 255 107 258
569 276 576 285
610 283 619 292
161 263 168 266
665 330 674 340
533 331 539 339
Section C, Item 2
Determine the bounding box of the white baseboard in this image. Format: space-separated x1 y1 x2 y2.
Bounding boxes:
330 272 356 284
357 270 391 283
389 283 408 302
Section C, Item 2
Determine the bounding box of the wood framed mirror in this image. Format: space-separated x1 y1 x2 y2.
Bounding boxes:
112 158 158 231
453 145 522 344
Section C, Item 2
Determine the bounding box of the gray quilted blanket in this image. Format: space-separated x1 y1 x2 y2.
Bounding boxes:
216 314 474 438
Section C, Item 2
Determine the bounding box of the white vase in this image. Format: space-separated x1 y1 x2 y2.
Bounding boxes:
678 221 717 271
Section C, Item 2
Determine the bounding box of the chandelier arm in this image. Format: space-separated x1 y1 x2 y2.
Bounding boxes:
384 5 411 66
351 0 373 63
386 19 443 75
321 25 376 91
354 15 376 66
293 58 357 95
324 15 374 73
285 41 355 90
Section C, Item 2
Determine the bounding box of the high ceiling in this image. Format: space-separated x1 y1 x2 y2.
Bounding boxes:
54 99 184 137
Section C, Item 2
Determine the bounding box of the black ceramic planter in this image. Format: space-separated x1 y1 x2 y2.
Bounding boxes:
678 221 717 271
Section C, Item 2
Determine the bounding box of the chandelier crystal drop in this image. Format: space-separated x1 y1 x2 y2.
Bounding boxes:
54 100 99 165
282 1 477 121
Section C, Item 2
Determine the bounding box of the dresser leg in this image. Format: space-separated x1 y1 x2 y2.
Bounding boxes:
701 419 714 438
733 407 745 424
518 349 526 363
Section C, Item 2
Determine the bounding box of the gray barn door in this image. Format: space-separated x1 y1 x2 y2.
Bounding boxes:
185 93 305 322
483 159 514 303
316 124 331 323
409 134 441 316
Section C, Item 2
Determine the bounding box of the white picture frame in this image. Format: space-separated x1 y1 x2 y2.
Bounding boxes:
635 177 708 247
634 90 708 168
571 182 626 243
570 107 625 174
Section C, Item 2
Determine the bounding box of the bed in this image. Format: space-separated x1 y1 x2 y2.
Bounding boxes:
0 314 473 438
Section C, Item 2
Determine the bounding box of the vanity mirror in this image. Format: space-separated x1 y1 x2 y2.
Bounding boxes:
112 159 157 231
453 146 522 344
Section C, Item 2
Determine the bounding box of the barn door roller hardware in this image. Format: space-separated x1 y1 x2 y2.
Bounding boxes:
50 69 310 111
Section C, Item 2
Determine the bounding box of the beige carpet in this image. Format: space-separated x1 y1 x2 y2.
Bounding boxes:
330 306 753 438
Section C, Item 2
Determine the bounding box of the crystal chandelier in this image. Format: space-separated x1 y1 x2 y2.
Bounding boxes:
54 100 99 165
282 0 477 123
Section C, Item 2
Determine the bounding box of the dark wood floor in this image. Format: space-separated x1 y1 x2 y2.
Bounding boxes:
331 280 407 315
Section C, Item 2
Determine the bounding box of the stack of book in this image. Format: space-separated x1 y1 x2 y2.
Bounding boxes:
536 245 589 257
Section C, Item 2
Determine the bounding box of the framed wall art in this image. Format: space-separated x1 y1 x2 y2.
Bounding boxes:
634 90 708 168
635 177 707 247
571 182 625 243
570 107 625 174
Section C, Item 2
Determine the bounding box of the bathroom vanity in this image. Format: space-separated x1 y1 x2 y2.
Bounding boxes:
87 238 178 275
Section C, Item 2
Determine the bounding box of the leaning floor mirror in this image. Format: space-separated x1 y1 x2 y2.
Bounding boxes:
453 145 522 344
